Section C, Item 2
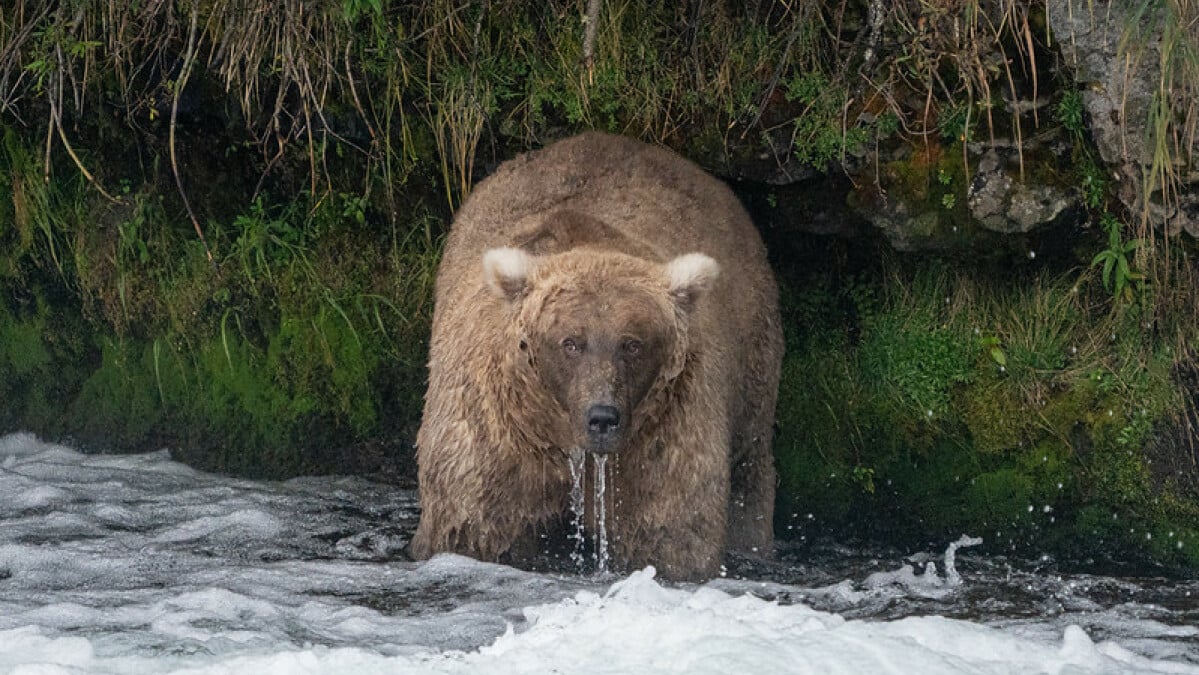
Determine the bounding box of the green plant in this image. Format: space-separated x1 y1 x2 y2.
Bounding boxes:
1078 154 1108 209
936 102 974 143
852 465 877 494
1056 89 1086 136
784 72 872 171
978 335 1007 367
226 198 306 290
1090 213 1144 302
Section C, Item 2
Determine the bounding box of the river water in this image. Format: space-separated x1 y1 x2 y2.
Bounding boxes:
1 431 1196 674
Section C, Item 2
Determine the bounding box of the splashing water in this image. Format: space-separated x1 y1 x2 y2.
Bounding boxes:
568 447 587 572
944 534 983 586
565 448 612 575
3 433 1198 672
862 534 985 599
593 453 610 575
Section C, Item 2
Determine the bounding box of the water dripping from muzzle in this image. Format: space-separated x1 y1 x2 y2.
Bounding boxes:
593 452 609 575
566 447 611 576
568 447 587 572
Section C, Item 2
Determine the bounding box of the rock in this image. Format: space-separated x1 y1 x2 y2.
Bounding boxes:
1048 0 1199 237
847 140 1079 251
849 188 947 252
969 149 1074 234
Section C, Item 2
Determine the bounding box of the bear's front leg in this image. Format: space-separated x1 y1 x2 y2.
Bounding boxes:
411 431 569 563
609 441 730 581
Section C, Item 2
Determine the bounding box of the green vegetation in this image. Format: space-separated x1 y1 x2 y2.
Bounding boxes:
773 249 1199 571
1091 213 1144 302
0 111 438 474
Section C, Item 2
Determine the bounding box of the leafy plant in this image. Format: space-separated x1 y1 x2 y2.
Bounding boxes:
784 72 871 171
936 102 974 142
1078 154 1108 209
978 335 1007 368
1090 213 1143 302
1056 89 1086 136
852 465 877 494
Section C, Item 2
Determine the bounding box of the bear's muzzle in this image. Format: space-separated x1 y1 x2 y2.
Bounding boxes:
585 403 622 454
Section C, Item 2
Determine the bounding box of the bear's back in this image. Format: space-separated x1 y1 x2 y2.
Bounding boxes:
438 132 773 315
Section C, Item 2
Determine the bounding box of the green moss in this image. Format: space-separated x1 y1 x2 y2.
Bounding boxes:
771 255 1199 570
959 372 1025 454
0 311 51 376
72 337 166 449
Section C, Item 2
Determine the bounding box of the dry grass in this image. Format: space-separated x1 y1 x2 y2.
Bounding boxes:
0 0 1195 264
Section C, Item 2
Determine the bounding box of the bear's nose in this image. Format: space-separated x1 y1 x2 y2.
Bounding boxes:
586 404 621 437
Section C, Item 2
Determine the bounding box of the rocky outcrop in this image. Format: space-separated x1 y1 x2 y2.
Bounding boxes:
845 138 1078 252
1049 0 1199 237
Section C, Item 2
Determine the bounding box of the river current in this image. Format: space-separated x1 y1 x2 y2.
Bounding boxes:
0 431 1195 674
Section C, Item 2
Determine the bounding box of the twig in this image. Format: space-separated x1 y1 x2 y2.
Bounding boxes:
344 41 376 141
49 44 122 204
743 18 804 138
687 0 705 89
582 0 602 77
170 5 214 265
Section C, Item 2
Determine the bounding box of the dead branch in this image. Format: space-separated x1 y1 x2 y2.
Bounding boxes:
582 0 602 75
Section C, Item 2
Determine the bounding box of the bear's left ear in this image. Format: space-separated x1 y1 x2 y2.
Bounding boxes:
665 253 720 313
483 247 536 302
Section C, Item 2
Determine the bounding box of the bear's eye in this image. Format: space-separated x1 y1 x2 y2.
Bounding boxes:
562 337 582 355
621 339 643 356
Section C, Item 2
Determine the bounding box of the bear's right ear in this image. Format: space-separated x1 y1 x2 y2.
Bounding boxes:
482 247 536 302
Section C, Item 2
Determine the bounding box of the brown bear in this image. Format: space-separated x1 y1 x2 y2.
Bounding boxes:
409 132 782 581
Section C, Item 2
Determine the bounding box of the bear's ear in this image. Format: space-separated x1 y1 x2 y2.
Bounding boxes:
665 253 720 312
482 247 536 302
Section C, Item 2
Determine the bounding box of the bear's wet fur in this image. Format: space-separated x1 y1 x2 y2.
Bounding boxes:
410 132 783 581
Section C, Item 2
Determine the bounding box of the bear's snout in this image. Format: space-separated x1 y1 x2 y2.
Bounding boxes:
585 403 622 452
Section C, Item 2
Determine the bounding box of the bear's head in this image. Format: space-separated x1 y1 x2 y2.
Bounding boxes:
482 247 719 455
